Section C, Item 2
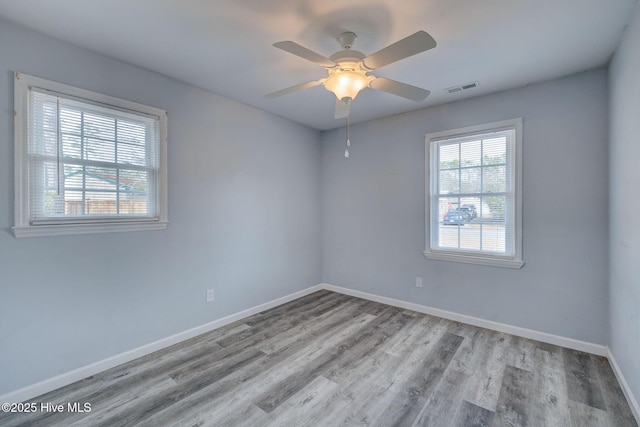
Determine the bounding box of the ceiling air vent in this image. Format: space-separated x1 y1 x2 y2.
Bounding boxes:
445 81 479 94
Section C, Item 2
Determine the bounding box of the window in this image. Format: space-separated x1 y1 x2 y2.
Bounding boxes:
425 118 523 268
13 72 168 238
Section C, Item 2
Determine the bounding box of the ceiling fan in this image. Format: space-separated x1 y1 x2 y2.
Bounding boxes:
266 30 437 119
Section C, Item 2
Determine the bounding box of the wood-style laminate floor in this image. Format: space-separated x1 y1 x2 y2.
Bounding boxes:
1 290 637 426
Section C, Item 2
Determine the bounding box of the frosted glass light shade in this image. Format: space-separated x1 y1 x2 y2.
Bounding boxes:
324 71 369 101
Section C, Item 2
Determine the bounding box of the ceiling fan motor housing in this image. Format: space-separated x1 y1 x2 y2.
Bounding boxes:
329 49 366 65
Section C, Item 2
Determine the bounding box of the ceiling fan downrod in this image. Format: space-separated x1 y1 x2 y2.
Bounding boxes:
345 114 351 158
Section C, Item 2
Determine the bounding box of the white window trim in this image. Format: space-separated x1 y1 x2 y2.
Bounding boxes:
12 72 169 238
424 118 524 269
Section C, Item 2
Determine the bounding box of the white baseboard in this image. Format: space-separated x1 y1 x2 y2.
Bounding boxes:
0 284 324 404
329 282 636 423
319 283 608 356
5 280 635 418
607 348 640 424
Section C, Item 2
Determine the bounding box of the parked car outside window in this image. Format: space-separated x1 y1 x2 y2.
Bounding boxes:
459 204 477 220
443 209 467 225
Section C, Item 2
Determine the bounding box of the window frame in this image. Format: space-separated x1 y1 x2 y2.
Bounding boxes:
424 118 523 269
13 72 168 238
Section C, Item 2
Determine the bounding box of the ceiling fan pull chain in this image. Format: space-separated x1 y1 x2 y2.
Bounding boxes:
345 115 351 158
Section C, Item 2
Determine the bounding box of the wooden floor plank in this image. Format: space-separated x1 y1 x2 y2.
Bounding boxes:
313 378 395 426
324 313 442 386
373 317 449 391
530 346 572 427
491 365 534 427
289 345 400 426
253 307 411 413
454 329 510 412
507 335 537 373
591 354 639 427
264 375 339 427
412 368 472 426
255 296 375 355
453 399 495 427
93 347 267 427
378 313 444 358
568 399 612 426
0 291 636 427
563 348 607 411
135 310 379 426
371 333 464 426
216 292 349 348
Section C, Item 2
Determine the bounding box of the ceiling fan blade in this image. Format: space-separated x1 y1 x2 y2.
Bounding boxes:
265 79 325 99
369 77 430 102
362 31 436 70
334 98 351 119
273 41 336 68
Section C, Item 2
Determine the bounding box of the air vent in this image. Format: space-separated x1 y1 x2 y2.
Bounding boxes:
445 81 479 94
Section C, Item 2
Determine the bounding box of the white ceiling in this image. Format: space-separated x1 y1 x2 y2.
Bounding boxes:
0 0 637 130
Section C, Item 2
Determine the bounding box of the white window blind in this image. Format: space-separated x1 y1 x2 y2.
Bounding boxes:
425 119 523 268
29 89 160 223
14 73 168 237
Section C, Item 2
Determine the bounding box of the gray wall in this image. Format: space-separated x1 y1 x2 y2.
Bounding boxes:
609 6 640 406
0 18 322 395
322 69 609 345
1 13 630 401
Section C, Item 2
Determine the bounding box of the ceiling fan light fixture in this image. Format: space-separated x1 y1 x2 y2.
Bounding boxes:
324 70 370 101
267 30 436 117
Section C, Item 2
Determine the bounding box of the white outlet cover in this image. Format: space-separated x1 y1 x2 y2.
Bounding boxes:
206 289 215 302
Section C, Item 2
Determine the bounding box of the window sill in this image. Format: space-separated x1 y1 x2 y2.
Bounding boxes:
423 250 524 269
12 221 169 238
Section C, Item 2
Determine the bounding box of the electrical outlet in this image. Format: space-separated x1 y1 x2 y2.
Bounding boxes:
416 277 423 288
206 289 215 302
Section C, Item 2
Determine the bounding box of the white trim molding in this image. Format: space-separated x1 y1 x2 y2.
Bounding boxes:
12 72 169 238
424 118 524 269
12 221 169 238
423 250 524 269
322 284 640 423
6 280 639 424
607 348 640 424
320 283 606 356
